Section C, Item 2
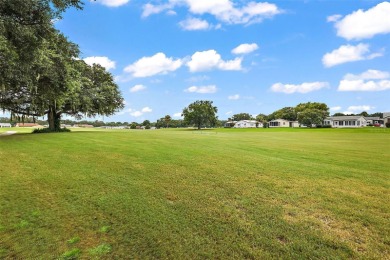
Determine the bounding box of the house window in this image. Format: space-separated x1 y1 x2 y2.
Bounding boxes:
357 121 360 126
352 121 355 126
339 121 343 126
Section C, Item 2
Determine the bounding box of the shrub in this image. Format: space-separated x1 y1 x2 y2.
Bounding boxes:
32 128 71 134
386 122 390 128
145 125 151 129
316 125 332 128
130 123 137 129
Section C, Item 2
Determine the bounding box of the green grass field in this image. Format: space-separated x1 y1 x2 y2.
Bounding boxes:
0 127 389 259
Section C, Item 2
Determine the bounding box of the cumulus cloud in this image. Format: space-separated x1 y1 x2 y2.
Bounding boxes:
187 50 242 72
271 82 329 94
142 3 174 17
185 85 217 93
124 52 183 78
129 107 153 117
331 2 390 40
94 0 130 7
330 106 342 111
179 17 212 30
130 84 147 93
143 0 282 25
173 112 182 118
338 69 390 91
343 69 390 80
343 105 375 114
228 94 240 100
322 43 382 67
232 43 259 55
83 56 116 70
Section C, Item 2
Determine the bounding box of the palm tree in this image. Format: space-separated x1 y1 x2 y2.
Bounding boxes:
164 115 171 128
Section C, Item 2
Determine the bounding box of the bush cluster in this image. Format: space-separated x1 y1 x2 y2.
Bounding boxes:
316 125 332 128
32 128 71 134
386 122 390 128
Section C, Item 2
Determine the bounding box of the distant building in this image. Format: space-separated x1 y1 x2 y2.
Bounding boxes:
0 123 12 128
384 112 390 125
233 120 262 128
324 116 367 128
15 123 42 128
269 119 299 128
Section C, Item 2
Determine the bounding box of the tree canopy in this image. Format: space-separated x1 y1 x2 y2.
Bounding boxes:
232 113 253 121
295 102 329 127
1 0 124 131
182 100 218 129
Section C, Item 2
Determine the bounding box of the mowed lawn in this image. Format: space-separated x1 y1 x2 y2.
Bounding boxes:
0 128 389 259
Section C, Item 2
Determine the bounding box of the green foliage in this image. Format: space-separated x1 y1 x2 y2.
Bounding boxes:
182 100 218 129
89 244 111 256
295 102 329 126
333 113 345 116
32 128 71 134
386 122 390 128
130 123 137 129
232 113 252 121
0 0 123 131
99 226 110 233
256 113 268 123
145 125 151 129
316 125 332 128
61 248 81 260
67 237 80 245
268 107 297 121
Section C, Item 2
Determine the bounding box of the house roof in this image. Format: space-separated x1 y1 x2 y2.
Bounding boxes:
269 118 297 123
326 116 365 120
364 117 381 120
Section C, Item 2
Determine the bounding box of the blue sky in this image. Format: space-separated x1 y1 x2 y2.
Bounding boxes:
51 0 390 122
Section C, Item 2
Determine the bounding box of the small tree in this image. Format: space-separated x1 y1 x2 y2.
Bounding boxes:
164 115 171 128
182 100 218 130
232 113 252 121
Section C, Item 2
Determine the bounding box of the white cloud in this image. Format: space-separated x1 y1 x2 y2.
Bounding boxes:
130 111 143 117
348 105 374 111
173 112 182 118
129 107 153 117
83 56 116 70
271 82 329 94
94 0 130 7
228 94 240 100
141 107 152 113
142 3 173 17
185 85 217 94
330 106 342 111
332 2 390 40
322 43 382 67
338 69 390 91
144 0 281 25
344 69 390 80
130 84 147 93
232 43 259 55
338 79 390 91
187 50 242 72
179 17 211 30
124 52 183 78
327 14 342 22
226 111 233 115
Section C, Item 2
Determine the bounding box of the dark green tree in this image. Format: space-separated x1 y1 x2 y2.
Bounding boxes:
295 102 329 126
164 115 171 128
182 100 218 130
232 113 252 121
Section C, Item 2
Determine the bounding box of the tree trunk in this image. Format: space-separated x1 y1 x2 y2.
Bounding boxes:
48 106 61 131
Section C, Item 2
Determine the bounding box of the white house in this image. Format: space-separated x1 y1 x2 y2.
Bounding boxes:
324 116 367 128
233 120 261 128
0 123 12 128
269 119 299 128
383 112 390 125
